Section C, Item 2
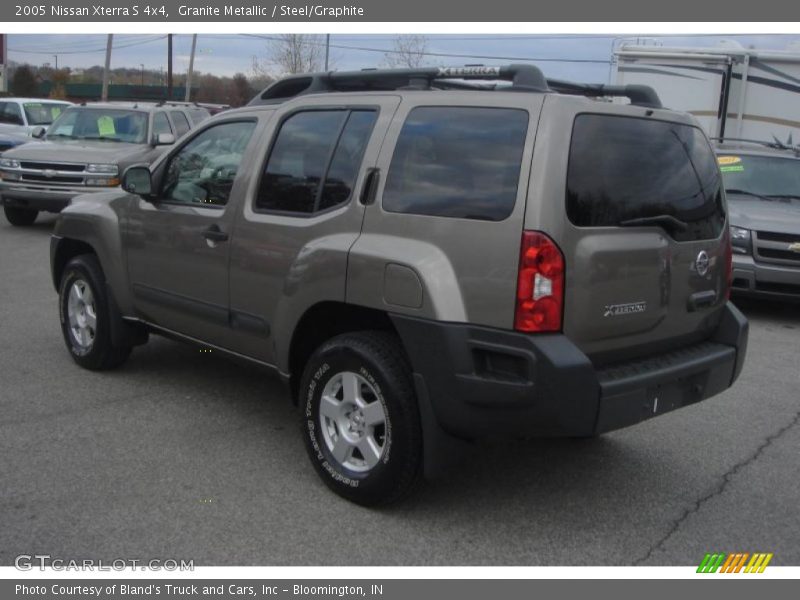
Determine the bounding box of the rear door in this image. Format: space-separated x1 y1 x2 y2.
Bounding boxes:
529 98 728 362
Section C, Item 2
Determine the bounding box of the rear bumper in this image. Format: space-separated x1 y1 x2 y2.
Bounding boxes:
391 302 748 441
731 254 800 300
0 182 112 213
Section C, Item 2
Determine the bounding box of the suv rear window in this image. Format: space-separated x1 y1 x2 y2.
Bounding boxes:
383 107 529 221
567 114 724 241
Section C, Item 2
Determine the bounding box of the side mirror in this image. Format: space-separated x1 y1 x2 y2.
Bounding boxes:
31 126 46 139
154 133 175 146
121 166 153 197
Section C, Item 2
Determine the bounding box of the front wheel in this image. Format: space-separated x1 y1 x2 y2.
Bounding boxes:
4 205 38 226
300 331 423 506
58 254 132 370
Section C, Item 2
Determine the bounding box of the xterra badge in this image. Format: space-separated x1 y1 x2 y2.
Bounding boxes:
604 301 647 317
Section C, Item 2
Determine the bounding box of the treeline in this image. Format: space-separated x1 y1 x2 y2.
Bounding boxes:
5 62 273 107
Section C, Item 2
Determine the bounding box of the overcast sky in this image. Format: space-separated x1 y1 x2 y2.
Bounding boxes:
7 33 800 83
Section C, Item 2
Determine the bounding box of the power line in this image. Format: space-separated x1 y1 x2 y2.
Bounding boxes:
9 35 167 55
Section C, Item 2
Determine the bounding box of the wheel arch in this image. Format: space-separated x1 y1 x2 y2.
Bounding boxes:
286 301 399 402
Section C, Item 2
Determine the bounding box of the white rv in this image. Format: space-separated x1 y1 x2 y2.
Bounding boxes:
614 41 800 143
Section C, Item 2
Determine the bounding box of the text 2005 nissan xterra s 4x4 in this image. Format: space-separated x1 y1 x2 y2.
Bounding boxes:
50 65 748 505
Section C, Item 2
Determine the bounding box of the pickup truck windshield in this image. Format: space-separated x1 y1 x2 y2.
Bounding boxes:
47 108 148 143
23 102 68 126
718 154 800 200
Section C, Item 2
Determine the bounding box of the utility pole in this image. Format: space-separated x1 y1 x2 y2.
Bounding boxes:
324 34 330 70
167 33 173 100
101 34 113 101
53 55 58 70
185 34 197 101
140 63 145 85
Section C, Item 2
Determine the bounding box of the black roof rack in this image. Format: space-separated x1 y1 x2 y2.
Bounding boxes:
248 64 662 109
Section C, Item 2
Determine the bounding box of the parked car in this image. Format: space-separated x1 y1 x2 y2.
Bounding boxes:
0 129 37 153
0 101 209 226
0 97 73 135
715 139 800 300
50 65 748 505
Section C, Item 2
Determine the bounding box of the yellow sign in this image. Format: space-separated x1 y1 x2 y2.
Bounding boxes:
717 156 742 165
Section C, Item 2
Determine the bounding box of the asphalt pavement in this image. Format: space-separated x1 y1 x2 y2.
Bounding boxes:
1 214 798 566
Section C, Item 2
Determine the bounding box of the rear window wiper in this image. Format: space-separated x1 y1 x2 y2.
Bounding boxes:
765 194 800 200
725 188 769 200
619 214 689 232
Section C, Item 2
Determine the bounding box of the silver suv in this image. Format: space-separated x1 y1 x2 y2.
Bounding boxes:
49 65 748 505
714 139 800 300
0 102 209 226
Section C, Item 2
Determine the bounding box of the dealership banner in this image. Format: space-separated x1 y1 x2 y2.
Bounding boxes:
3 579 799 599
0 0 797 22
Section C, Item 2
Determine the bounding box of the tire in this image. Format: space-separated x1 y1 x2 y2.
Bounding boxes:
300 331 423 506
4 205 38 226
58 254 131 370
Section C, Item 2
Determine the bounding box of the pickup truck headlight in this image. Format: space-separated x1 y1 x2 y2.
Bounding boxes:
86 163 119 175
730 226 751 255
0 158 20 169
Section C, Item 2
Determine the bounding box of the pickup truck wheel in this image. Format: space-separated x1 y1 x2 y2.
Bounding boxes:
300 331 423 506
58 254 131 370
4 206 38 226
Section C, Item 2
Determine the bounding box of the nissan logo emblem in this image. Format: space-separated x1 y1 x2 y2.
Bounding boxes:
695 250 710 276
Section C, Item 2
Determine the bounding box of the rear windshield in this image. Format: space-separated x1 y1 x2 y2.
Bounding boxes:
567 114 725 241
717 154 800 199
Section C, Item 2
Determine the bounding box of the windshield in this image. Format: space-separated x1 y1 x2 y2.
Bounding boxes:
23 102 68 126
717 154 800 199
47 108 148 143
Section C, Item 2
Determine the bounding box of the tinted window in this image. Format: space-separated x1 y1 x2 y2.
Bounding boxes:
257 109 376 214
153 112 173 136
161 121 256 207
718 154 800 198
567 114 724 241
320 111 377 210
188 108 211 125
48 108 148 143
170 110 191 137
0 102 24 125
382 107 528 221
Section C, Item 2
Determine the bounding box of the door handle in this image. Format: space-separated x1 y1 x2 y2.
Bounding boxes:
687 290 716 312
360 167 380 205
202 224 229 243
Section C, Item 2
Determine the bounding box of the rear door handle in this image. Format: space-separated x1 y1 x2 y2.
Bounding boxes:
687 290 717 312
202 224 229 243
360 167 380 205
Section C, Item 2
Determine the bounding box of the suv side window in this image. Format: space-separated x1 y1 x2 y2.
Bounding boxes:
383 106 529 221
160 120 256 207
170 110 191 137
0 102 25 125
256 109 377 214
153 112 173 137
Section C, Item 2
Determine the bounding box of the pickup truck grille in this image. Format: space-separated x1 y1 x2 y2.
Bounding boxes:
19 161 86 172
8 160 90 187
754 230 800 266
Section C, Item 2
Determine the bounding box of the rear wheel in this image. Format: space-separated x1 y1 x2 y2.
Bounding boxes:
300 331 423 506
58 254 132 370
4 206 38 226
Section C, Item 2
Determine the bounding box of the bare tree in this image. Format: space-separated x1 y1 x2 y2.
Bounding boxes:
384 35 429 69
253 34 326 77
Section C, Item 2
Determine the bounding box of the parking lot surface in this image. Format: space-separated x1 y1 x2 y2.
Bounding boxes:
1 215 799 566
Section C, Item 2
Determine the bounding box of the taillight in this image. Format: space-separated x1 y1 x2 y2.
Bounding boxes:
514 231 565 332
